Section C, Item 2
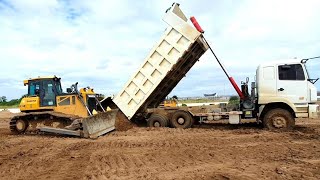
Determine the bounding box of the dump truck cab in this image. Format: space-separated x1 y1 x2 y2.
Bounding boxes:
256 60 318 120
20 76 99 117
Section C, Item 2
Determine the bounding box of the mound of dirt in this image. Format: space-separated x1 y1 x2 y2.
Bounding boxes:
0 110 14 120
1 117 320 179
0 110 14 136
115 110 137 131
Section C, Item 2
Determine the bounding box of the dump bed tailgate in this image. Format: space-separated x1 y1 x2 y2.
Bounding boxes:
113 3 209 120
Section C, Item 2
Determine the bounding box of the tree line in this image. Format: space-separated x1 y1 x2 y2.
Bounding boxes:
0 95 25 107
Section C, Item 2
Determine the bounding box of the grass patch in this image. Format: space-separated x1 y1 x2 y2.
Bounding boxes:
0 98 22 109
0 105 19 109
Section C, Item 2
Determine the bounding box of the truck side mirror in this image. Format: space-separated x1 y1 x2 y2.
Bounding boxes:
66 88 72 93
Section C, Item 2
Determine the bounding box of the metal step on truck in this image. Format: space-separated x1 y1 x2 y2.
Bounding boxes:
107 3 319 130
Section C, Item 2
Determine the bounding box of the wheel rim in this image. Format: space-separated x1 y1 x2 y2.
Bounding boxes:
272 117 287 128
154 121 161 127
16 120 26 132
177 117 185 125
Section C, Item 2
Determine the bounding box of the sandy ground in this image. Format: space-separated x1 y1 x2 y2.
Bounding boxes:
0 110 320 180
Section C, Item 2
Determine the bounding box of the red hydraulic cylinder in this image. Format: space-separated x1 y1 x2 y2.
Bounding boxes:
190 15 244 99
229 77 245 99
203 38 245 99
190 16 204 33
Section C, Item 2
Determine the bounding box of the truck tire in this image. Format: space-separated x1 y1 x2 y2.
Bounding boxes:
263 108 294 130
170 110 193 129
147 114 168 127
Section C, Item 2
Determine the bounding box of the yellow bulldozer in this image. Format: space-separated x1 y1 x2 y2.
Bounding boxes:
159 97 178 108
10 76 117 138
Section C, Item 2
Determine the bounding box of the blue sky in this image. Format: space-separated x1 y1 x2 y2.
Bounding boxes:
0 0 319 100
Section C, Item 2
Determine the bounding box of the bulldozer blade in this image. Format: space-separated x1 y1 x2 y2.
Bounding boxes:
81 109 118 139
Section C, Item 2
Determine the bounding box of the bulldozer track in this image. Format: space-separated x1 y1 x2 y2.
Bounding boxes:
9 111 80 134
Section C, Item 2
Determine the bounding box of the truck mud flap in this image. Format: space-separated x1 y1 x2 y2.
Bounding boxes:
81 109 118 138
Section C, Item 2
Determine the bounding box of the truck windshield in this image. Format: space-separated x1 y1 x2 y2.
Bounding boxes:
303 60 319 84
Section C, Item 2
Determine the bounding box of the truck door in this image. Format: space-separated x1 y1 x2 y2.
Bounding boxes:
40 80 57 107
277 64 308 104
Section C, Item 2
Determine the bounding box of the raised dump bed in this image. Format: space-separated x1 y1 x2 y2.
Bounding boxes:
113 3 209 120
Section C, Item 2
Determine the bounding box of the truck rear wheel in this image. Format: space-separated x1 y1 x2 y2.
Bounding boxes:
147 114 168 127
170 110 193 129
263 108 294 130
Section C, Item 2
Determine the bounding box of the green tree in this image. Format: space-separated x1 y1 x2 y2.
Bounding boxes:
19 94 28 101
0 95 25 107
228 96 239 105
0 96 6 102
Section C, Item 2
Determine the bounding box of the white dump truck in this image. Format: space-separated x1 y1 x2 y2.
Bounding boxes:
109 3 319 130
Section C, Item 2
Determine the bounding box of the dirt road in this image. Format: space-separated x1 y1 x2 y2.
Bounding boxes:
0 110 320 180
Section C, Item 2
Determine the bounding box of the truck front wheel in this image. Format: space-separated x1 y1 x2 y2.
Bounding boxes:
170 110 193 129
147 114 168 127
263 108 294 130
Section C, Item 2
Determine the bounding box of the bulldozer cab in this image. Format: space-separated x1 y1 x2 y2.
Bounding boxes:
27 77 62 107
22 76 99 117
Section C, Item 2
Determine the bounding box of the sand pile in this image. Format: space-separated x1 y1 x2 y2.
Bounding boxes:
115 110 138 131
